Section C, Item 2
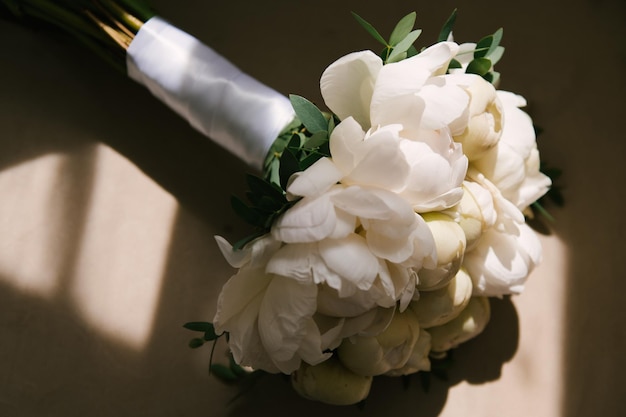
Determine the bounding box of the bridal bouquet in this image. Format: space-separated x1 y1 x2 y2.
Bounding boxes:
2 1 553 406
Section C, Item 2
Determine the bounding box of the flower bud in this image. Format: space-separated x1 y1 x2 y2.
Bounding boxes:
453 75 503 161
417 213 466 290
411 268 473 328
428 296 490 353
385 329 432 376
337 308 420 376
291 357 372 405
453 181 496 250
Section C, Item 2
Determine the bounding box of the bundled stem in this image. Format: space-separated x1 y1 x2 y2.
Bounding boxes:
0 0 156 72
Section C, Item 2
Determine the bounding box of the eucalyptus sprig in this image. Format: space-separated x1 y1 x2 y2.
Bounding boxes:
353 9 505 86
352 11 422 63
239 95 334 250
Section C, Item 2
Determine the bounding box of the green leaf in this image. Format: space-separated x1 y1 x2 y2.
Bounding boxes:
289 95 328 134
229 354 249 377
231 195 264 227
490 28 504 55
232 229 268 251
406 45 419 58
389 12 416 46
183 321 213 332
279 148 300 190
246 174 286 203
188 338 205 349
210 364 239 383
474 36 492 59
351 11 388 46
437 9 457 42
475 28 503 59
466 58 492 76
448 58 462 69
387 29 422 63
484 71 500 85
489 46 505 65
303 131 329 150
299 153 323 171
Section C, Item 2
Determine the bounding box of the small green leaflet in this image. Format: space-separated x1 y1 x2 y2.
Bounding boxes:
437 9 458 42
351 11 387 46
389 12 417 46
466 57 492 76
388 29 422 63
289 95 328 134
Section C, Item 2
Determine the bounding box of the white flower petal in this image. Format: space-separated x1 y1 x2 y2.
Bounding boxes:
418 77 469 133
371 42 459 119
213 266 272 333
272 193 337 242
258 276 319 372
464 223 539 297
319 234 380 291
329 117 366 175
266 242 318 283
287 157 343 198
320 50 382 127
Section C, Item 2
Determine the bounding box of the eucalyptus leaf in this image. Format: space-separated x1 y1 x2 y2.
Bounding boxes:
188 338 205 349
210 364 239 383
299 153 323 171
389 12 416 46
475 28 503 59
303 131 329 150
232 229 268 251
466 57 492 76
489 28 504 55
484 70 500 85
229 355 249 377
474 35 493 59
448 58 462 69
489 46 505 65
183 322 214 332
351 11 388 46
231 195 264 227
387 29 421 62
246 174 285 202
279 148 300 190
289 95 328 134
437 9 457 42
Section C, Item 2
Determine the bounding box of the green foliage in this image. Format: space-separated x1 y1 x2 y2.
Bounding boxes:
289 94 328 134
351 9 505 85
437 9 457 42
229 173 292 250
352 11 423 64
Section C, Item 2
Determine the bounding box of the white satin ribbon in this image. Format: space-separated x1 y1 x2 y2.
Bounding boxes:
126 17 295 168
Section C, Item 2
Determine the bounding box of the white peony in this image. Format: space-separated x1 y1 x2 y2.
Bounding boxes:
451 74 503 161
319 43 471 211
472 91 551 211
460 172 543 297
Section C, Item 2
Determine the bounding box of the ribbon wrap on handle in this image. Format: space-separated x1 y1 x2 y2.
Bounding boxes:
126 17 295 168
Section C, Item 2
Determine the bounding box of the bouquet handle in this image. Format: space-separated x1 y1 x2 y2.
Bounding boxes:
127 17 295 168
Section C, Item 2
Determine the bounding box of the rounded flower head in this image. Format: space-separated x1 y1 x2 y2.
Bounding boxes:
320 43 471 211
337 308 421 376
451 74 503 161
291 357 373 406
461 172 543 297
472 91 551 211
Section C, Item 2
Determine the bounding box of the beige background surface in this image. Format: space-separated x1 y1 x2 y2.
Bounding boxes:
0 0 625 416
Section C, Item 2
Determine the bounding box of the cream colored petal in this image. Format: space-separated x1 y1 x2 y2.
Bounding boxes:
320 50 382 128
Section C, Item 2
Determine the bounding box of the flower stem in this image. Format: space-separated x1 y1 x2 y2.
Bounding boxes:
0 0 156 71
